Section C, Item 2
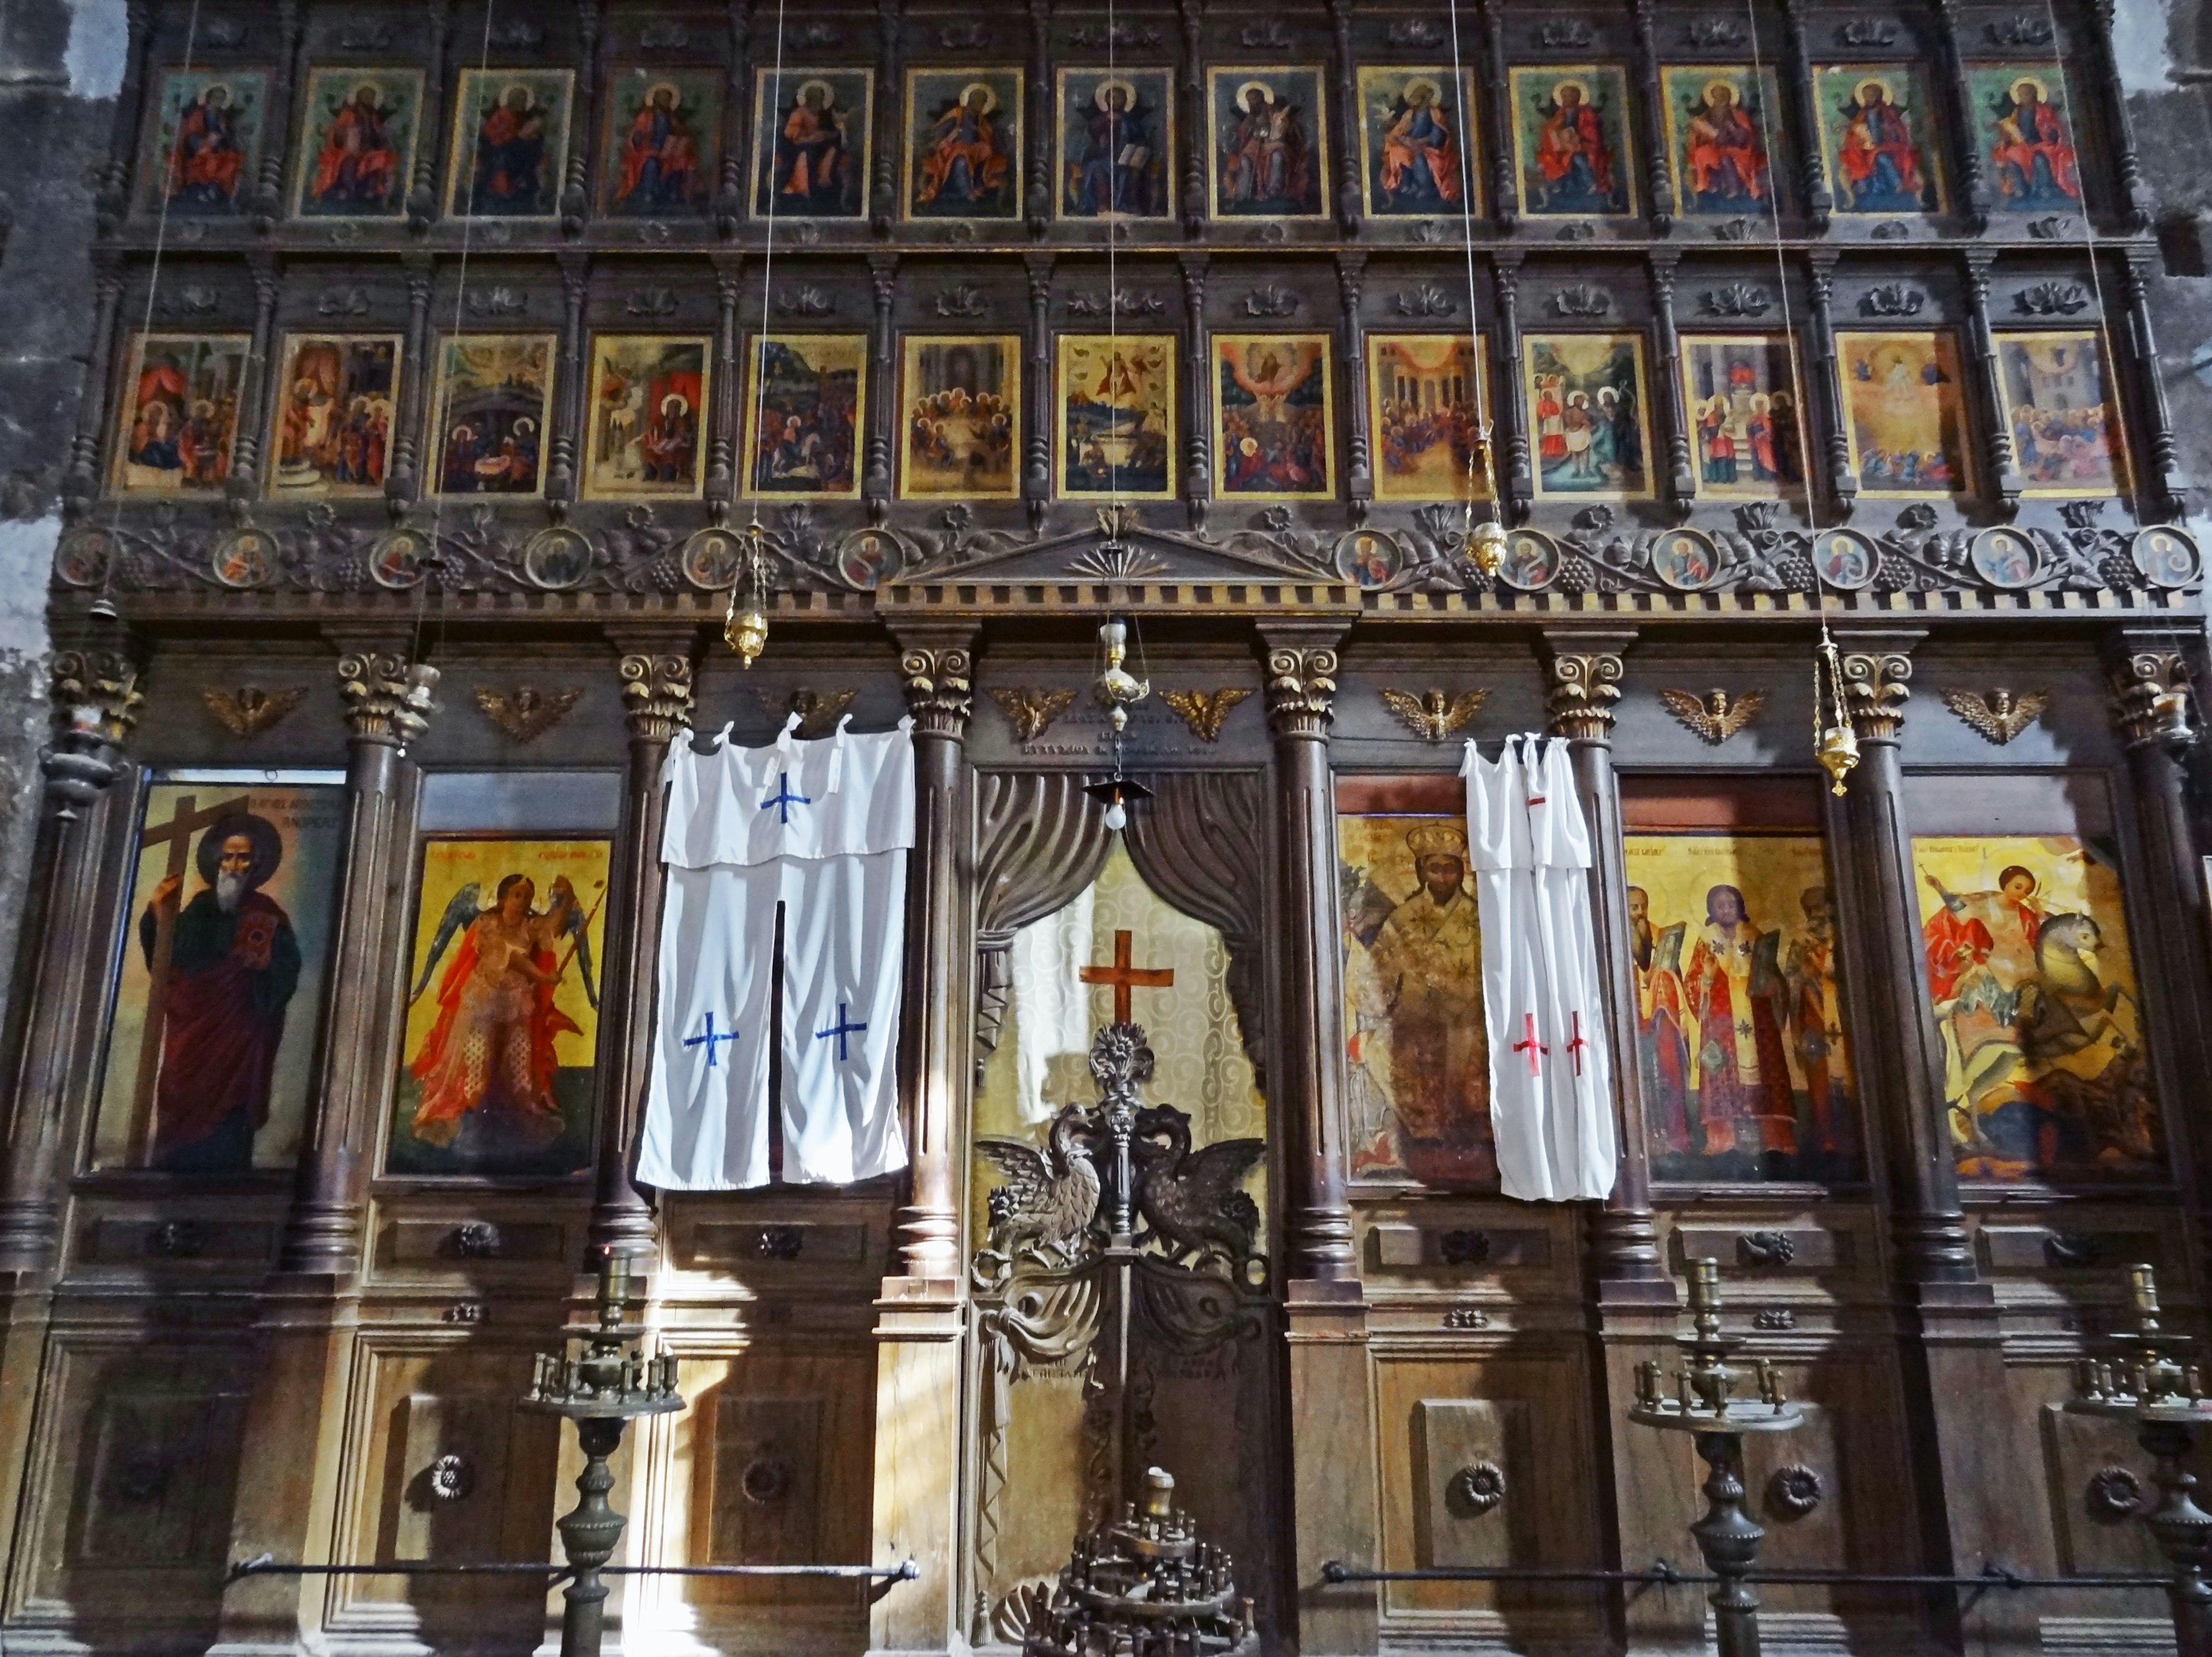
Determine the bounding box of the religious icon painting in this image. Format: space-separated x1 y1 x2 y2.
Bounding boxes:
444 68 574 219
1213 334 1335 501
903 68 1023 221
599 68 721 217
1056 334 1177 500
1509 65 1637 217
1997 330 2127 497
582 334 711 499
290 68 421 219
387 833 612 1178
1368 335 1487 502
1620 807 1861 1185
143 69 269 214
90 775 349 1174
264 334 401 498
743 334 866 498
1356 66 1479 218
1971 66 2082 215
1206 66 1329 219
1839 330 1974 497
751 68 871 220
1815 64 1946 215
1055 67 1175 221
1523 333 1653 500
1914 833 2162 1183
429 333 557 497
1660 66 1783 218
898 335 1021 500
1679 335 1806 500
109 332 251 495
1338 790 1494 1187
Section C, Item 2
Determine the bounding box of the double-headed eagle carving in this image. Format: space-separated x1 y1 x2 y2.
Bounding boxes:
1659 687 1767 744
1160 687 1252 742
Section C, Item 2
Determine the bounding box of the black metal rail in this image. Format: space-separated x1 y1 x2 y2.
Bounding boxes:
1320 1560 2165 1591
225 1554 918 1589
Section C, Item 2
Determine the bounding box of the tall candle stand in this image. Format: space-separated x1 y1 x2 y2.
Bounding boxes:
1628 1258 1805 1657
2062 1263 2212 1657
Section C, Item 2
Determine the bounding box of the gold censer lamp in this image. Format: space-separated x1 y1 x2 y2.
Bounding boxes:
722 518 772 668
1811 634 1858 797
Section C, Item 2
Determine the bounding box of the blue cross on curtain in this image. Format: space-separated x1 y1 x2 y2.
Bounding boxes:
762 774 811 824
684 1011 740 1067
815 1001 868 1064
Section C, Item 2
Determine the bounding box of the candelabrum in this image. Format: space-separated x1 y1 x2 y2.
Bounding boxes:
1024 1466 1257 1657
521 1248 685 1657
2062 1263 2212 1657
1628 1258 1805 1657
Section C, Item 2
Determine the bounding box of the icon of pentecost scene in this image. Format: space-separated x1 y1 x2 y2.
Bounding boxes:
19 0 2212 1651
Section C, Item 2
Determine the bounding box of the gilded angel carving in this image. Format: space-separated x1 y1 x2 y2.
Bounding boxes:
1659 687 1767 744
1380 687 1487 742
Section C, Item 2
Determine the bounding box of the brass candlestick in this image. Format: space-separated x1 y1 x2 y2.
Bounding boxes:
1628 1259 1804 1657
2063 1264 2212 1657
521 1249 685 1657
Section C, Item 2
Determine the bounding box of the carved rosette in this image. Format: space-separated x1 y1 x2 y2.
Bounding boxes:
900 645 974 739
2106 650 2191 750
43 648 142 818
1543 651 1624 742
1839 650 1912 743
1263 646 1338 740
618 652 695 744
336 651 439 747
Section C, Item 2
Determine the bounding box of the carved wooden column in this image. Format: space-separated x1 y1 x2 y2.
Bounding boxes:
280 644 438 1275
62 254 127 518
407 0 455 229
1023 254 1052 523
2103 636 2212 1215
254 0 308 225
866 254 897 513
1647 253 1695 509
1025 0 1050 234
0 648 142 1271
225 645 438 1655
1631 0 1675 232
1781 0 1832 229
1338 252 1372 512
560 1 603 232
389 253 434 506
870 625 976 1657
229 253 282 499
2120 251 2187 519
871 0 902 234
1493 254 1533 519
0 646 141 1622
1179 0 1205 233
547 252 589 506
715 0 751 233
1180 254 1211 528
94 0 155 230
1960 251 2023 516
1258 622 1378 1657
1328 0 1361 236
2090 0 2153 229
590 644 695 1259
1805 253 1858 516
1478 0 1517 226
1828 629 2007 1640
708 255 743 508
1933 0 1991 232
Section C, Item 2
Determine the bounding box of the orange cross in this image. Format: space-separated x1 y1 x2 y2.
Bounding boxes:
1080 929 1175 1024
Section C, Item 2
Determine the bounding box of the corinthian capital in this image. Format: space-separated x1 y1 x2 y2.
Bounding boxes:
1540 631 1631 742
43 648 142 819
1261 644 1339 739
1839 648 1914 742
336 651 439 747
619 652 695 744
2105 646 2194 751
896 629 976 738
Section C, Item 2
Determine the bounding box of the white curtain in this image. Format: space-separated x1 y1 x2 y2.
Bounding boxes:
1007 888 1098 1126
639 715 915 1190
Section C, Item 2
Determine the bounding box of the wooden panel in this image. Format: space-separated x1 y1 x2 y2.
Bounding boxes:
1411 1398 1533 1571
709 1394 827 1565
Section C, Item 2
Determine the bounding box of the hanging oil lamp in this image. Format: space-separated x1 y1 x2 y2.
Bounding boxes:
1084 618 1153 832
1460 423 1508 581
722 517 771 668
1811 630 1858 797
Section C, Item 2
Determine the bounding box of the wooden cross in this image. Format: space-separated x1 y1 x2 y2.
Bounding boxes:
126 792 250 1166
1079 929 1174 1025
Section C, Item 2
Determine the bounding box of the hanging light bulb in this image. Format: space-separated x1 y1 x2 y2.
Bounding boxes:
1811 633 1858 797
1093 618 1149 731
723 519 770 668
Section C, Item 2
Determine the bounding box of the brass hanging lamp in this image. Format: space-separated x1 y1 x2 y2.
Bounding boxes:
722 517 771 668
1811 629 1858 797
